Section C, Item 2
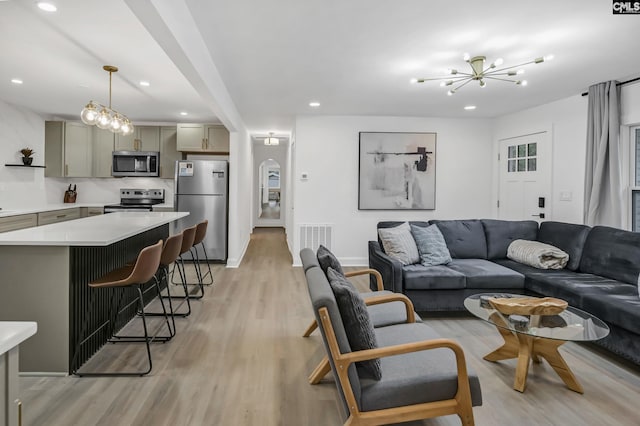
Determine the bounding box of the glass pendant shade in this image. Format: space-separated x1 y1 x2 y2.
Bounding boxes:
95 108 112 129
120 119 134 136
110 114 123 133
80 102 98 125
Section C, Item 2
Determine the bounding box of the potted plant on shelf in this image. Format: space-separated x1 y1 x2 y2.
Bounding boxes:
20 147 35 166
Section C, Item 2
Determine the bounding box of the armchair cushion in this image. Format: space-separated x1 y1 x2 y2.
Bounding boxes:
317 245 344 275
359 322 482 411
327 268 382 380
377 222 420 265
410 224 452 266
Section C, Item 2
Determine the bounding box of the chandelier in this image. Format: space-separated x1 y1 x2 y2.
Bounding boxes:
80 65 134 135
413 53 553 95
264 132 279 146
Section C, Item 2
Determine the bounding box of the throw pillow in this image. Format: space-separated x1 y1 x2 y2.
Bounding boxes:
377 222 420 265
327 267 382 380
326 267 357 292
410 224 452 266
317 245 344 275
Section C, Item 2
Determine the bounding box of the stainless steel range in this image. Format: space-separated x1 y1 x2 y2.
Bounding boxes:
103 189 165 213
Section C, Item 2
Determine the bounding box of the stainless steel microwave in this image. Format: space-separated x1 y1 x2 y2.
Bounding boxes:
112 151 159 177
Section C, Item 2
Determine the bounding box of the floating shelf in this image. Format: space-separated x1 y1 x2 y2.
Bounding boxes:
5 164 46 168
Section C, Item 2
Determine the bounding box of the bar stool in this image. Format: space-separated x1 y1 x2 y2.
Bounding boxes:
72 240 168 377
171 225 204 300
191 220 214 287
146 232 189 328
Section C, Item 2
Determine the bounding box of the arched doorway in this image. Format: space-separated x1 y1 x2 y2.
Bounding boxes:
258 159 281 220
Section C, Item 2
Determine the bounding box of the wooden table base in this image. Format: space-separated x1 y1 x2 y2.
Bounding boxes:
483 318 584 394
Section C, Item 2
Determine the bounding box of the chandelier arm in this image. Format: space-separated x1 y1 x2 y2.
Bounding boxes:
489 60 538 74
450 77 474 92
417 74 472 82
483 76 520 83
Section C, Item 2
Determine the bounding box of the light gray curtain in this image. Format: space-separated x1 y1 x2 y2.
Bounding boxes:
584 81 622 227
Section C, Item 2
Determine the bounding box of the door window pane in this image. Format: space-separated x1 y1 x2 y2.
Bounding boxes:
508 146 516 158
527 158 537 172
528 143 537 156
517 144 526 157
508 160 516 172
517 159 526 172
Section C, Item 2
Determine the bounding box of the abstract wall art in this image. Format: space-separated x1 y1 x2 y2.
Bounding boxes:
358 132 437 210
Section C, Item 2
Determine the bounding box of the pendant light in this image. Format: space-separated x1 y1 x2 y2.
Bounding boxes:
81 65 134 135
264 132 279 146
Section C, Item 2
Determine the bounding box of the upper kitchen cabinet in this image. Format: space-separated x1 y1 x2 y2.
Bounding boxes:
45 121 92 177
160 126 181 178
176 123 229 153
92 127 114 177
115 126 160 152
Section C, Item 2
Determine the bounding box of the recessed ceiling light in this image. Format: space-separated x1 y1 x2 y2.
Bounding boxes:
11 79 23 85
139 81 150 87
37 2 57 12
309 101 320 107
464 105 476 110
180 112 188 116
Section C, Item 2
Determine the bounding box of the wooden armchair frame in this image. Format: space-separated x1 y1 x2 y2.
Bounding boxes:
303 268 384 338
308 292 415 384
317 306 475 426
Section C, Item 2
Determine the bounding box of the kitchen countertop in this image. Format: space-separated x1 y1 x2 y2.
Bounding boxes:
152 203 174 210
0 211 188 246
0 203 108 218
0 322 37 356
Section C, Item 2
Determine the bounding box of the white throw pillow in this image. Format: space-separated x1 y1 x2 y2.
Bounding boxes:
378 222 420 265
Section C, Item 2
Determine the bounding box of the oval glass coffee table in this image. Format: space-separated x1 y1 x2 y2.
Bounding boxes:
464 293 610 393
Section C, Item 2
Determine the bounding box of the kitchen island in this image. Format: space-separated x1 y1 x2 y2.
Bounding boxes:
0 212 188 374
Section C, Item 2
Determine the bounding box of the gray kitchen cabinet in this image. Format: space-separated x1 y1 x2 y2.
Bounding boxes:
160 126 181 178
37 208 81 226
80 207 104 217
115 126 160 152
0 214 38 233
45 121 92 177
176 123 229 152
92 127 114 177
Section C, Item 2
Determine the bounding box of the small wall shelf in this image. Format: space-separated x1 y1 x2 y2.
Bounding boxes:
5 164 46 168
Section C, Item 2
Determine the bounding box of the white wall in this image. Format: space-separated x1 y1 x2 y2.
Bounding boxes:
226 128 252 267
253 143 287 227
292 115 494 266
0 100 47 208
493 95 589 224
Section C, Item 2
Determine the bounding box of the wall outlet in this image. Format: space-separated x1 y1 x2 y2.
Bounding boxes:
560 191 572 201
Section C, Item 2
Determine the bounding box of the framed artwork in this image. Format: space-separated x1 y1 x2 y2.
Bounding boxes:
358 132 437 210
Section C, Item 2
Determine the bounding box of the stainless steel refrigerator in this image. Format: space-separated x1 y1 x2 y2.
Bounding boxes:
174 160 228 261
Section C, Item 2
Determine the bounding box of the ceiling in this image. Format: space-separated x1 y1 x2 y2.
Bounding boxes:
2 0 640 135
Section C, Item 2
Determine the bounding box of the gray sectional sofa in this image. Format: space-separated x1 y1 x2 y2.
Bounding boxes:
369 219 640 366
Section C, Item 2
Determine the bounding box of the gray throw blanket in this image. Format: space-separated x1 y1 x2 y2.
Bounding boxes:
507 239 569 270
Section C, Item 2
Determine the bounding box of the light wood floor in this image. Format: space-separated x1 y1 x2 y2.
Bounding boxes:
19 228 640 425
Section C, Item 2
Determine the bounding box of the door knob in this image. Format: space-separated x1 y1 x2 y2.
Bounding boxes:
531 213 545 219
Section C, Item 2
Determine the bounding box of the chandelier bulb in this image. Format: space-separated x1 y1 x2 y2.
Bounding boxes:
463 53 470 61
479 80 486 88
110 114 124 133
494 58 504 66
447 90 455 96
95 108 112 130
80 102 98 125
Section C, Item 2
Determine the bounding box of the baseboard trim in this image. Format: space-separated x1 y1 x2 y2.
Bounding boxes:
226 235 250 268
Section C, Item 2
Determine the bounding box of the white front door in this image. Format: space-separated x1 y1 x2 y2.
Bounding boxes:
498 132 552 222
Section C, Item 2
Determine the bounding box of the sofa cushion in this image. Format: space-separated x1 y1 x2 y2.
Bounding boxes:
377 222 420 265
579 226 640 284
494 259 628 307
446 259 525 289
402 264 466 290
328 267 381 380
430 219 487 259
538 221 590 271
317 245 344 275
580 286 640 335
359 322 482 411
410 224 452 266
481 219 538 260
